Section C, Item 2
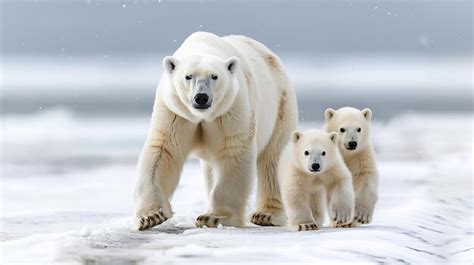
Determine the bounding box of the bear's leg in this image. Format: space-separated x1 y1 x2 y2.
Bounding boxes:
251 153 286 226
201 160 214 197
251 90 296 227
196 150 254 228
310 189 326 227
327 178 355 228
133 111 195 231
354 178 378 225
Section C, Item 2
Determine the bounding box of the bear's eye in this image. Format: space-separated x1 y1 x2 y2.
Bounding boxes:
211 74 218 80
340 128 345 133
185 75 193 80
321 151 326 156
304 151 309 156
357 127 362 132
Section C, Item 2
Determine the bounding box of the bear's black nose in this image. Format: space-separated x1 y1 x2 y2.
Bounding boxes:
194 93 210 108
348 141 357 150
311 163 321 171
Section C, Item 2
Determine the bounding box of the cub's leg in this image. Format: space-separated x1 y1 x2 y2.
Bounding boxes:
353 176 378 225
133 107 195 231
309 189 326 227
327 178 355 227
196 147 255 228
284 193 319 232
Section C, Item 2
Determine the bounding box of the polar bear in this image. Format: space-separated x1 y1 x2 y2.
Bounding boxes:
132 32 298 230
324 107 378 226
279 129 355 231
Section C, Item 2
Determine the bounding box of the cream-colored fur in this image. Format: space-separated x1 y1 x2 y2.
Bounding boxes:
324 107 378 227
132 32 297 230
279 129 355 231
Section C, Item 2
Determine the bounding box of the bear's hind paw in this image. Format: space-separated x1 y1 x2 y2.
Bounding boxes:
294 223 320 231
196 214 221 228
331 219 358 228
250 212 284 226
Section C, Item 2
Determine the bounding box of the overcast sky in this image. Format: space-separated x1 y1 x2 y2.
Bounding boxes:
1 0 472 56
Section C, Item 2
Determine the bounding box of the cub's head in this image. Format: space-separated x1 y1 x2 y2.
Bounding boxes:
162 55 240 121
324 107 372 155
290 129 340 175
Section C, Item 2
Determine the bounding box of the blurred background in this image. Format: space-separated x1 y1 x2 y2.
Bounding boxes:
1 0 472 119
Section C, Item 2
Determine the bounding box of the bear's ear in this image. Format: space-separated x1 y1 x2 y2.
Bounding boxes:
324 108 336 121
163 56 178 75
291 130 302 143
361 108 372 121
225 56 240 74
329 131 338 144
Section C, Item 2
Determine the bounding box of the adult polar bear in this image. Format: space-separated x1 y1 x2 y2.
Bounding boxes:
133 32 298 230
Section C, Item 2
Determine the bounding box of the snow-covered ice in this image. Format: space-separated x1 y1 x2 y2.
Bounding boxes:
1 110 472 264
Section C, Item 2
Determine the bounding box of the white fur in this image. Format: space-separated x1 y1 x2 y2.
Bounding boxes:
324 107 379 226
279 129 355 231
133 32 297 230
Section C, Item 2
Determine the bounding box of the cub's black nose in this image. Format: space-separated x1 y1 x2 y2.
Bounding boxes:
311 163 321 171
348 141 358 150
194 93 209 108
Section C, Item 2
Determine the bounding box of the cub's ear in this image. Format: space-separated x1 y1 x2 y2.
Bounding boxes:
225 56 240 74
324 108 336 121
362 108 372 121
291 130 302 143
329 131 338 144
163 56 178 75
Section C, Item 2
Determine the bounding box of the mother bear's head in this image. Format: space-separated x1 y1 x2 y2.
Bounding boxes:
161 55 241 122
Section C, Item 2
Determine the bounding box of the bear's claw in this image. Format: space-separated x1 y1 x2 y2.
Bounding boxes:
250 212 276 226
137 211 168 231
297 222 320 231
332 219 358 228
330 206 353 227
355 210 373 224
196 214 220 228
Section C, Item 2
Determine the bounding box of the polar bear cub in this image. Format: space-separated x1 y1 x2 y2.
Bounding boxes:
279 129 355 231
324 107 378 226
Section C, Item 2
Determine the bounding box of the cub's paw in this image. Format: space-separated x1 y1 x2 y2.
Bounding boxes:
135 210 168 231
330 206 354 227
292 222 320 232
251 212 284 226
196 214 220 228
355 208 373 224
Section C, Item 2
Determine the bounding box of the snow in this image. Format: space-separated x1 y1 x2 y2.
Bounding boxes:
2 56 471 95
1 110 473 264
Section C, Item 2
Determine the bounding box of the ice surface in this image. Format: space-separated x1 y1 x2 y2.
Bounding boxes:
1 110 472 264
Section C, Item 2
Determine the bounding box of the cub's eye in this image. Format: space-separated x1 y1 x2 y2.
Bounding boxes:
357 127 362 132
304 151 309 156
340 128 345 133
321 151 326 156
185 75 193 80
211 74 218 80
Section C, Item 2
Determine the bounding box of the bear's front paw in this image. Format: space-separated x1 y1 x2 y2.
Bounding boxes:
196 214 221 228
292 222 320 232
355 208 373 224
330 205 354 227
251 211 285 227
134 210 168 231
